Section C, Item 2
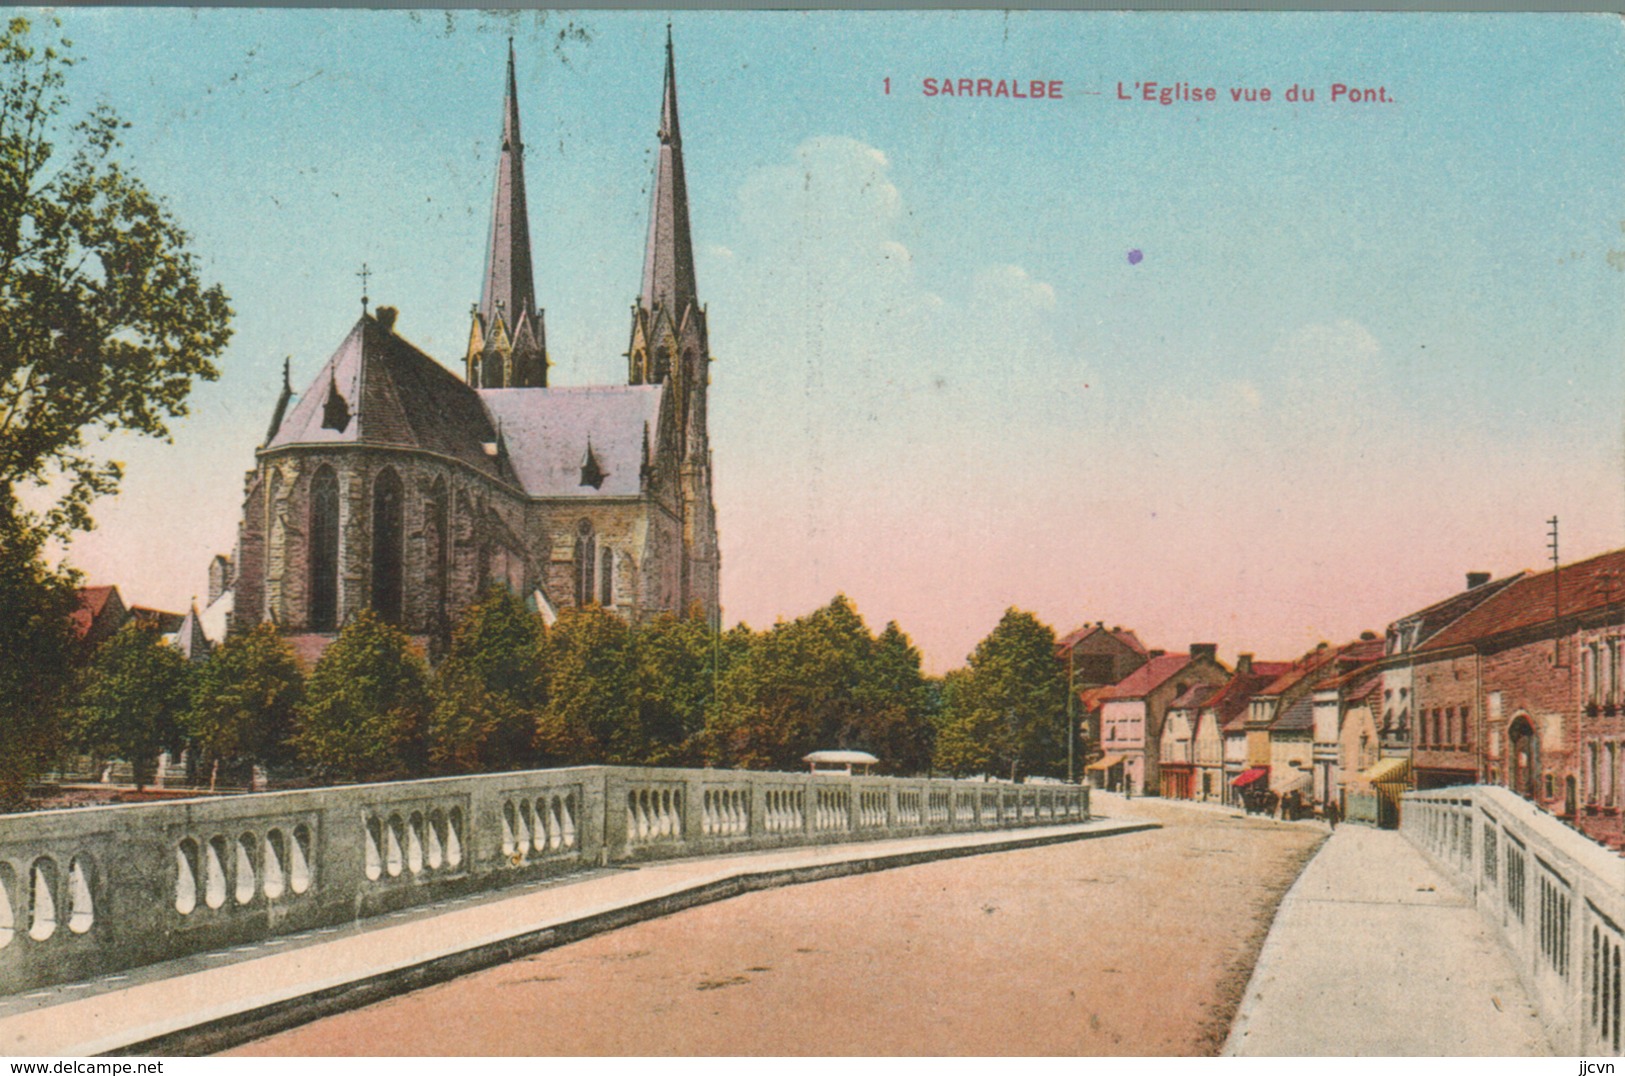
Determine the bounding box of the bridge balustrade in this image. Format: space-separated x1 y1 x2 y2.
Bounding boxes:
0 767 1087 994
1403 785 1625 1054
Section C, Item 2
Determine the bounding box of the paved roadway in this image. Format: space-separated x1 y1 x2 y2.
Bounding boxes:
231 797 1324 1056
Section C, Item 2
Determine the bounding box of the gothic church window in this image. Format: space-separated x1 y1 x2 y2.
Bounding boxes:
573 521 596 608
309 467 340 632
599 548 614 607
428 479 448 628
371 468 405 624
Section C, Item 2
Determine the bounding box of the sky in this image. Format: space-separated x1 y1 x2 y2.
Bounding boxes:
23 8 1625 674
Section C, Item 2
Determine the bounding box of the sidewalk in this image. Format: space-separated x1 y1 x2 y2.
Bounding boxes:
1224 824 1551 1056
0 817 1154 1057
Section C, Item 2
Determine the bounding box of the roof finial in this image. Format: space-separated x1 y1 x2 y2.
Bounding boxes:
357 262 371 314
282 355 291 392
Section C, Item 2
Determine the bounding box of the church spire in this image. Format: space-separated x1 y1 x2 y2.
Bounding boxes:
639 27 697 323
469 38 547 388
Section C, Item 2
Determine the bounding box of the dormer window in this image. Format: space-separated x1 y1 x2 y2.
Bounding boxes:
580 441 606 490
321 375 350 433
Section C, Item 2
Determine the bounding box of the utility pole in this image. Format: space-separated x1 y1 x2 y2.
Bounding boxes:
1067 643 1077 784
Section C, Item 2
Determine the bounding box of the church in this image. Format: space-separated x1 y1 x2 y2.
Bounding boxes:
222 34 720 654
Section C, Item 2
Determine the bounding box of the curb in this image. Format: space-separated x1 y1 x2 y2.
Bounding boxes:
104 819 1159 1057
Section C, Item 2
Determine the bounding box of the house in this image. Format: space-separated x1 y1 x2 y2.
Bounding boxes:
1089 645 1229 795
1219 655 1294 805
1158 683 1215 799
1412 547 1625 843
1313 668 1380 813
71 586 128 650
1057 623 1149 688
1241 638 1382 805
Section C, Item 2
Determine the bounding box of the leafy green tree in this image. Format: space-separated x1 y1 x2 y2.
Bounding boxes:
0 511 78 807
72 621 192 789
851 621 936 774
631 610 721 767
296 610 430 783
933 608 1070 781
429 587 546 773
536 605 638 765
184 623 302 788
704 595 934 773
0 16 232 540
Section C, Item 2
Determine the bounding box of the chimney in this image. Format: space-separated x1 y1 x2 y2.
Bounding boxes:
1190 643 1218 664
1467 571 1491 589
1236 653 1254 676
375 306 399 334
1148 648 1165 659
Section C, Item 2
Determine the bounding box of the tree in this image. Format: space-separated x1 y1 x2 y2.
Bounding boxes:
704 595 931 773
71 620 192 789
851 622 936 775
428 587 545 774
933 608 1070 781
184 623 303 788
0 509 78 807
631 610 720 767
0 16 232 540
536 605 638 766
296 610 430 783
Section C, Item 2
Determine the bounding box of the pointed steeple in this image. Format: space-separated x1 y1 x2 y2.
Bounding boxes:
264 357 293 445
639 27 698 322
470 39 548 388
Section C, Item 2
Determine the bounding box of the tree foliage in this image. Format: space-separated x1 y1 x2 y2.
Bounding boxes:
536 605 638 765
0 509 78 806
184 623 302 785
71 620 191 788
933 608 1069 781
428 587 545 774
0 16 232 539
632 610 723 768
705 596 936 774
296 610 430 783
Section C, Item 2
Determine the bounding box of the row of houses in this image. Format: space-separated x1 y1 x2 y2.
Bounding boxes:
1064 546 1625 846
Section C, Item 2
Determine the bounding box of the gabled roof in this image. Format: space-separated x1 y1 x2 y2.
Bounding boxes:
127 606 184 634
1098 652 1191 701
1391 572 1524 650
1211 671 1282 733
1258 638 1381 698
480 385 664 498
71 586 118 637
1057 623 1147 655
268 313 499 478
1421 547 1625 652
1169 683 1216 710
1272 694 1315 732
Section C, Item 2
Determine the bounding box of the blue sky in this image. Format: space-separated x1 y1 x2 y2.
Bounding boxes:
33 8 1625 671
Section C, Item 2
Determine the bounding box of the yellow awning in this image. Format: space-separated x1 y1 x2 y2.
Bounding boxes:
1362 757 1410 783
1086 754 1125 772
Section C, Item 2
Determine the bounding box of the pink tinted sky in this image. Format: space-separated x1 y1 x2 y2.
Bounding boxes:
43 10 1625 674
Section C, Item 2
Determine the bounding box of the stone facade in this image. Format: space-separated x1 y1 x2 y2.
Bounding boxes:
227 37 718 651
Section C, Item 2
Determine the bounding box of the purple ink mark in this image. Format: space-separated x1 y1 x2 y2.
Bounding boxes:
1127 249 1143 265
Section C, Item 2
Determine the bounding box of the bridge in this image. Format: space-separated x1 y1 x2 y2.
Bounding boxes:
0 769 1607 1055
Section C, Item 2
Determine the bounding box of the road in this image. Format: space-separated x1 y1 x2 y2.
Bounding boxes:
230 797 1324 1056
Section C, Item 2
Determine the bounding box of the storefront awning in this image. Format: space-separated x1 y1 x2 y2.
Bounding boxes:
1086 754 1125 772
1362 757 1410 783
1232 767 1269 788
1274 771 1312 794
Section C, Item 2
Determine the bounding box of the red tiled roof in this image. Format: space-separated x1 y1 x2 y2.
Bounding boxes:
1258 638 1382 697
1421 547 1625 652
1169 683 1216 710
71 586 117 638
1097 652 1191 700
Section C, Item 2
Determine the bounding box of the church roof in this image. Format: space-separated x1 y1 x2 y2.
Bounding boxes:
268 312 499 477
480 384 664 497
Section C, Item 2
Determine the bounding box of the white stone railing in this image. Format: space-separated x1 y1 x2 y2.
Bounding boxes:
0 766 1088 994
1403 785 1625 1054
